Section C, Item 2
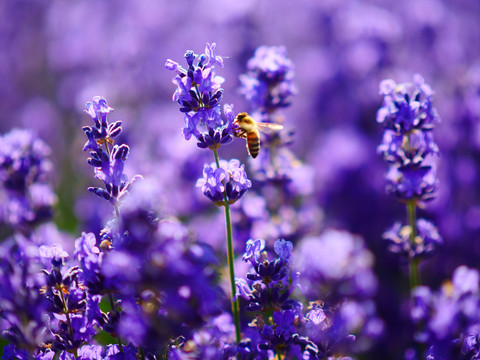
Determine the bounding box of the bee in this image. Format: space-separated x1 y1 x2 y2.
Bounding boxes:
234 112 283 158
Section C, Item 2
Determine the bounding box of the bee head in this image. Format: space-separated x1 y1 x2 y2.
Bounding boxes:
234 112 256 127
234 112 248 123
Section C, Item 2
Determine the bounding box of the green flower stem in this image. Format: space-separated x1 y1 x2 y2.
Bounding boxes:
407 200 420 291
213 149 241 344
194 85 205 107
59 289 78 359
138 346 146 360
405 133 421 292
109 206 125 352
407 202 425 360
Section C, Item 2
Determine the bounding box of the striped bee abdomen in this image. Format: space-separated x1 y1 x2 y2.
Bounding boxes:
246 130 260 158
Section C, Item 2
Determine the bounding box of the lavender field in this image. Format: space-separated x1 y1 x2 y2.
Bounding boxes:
1 0 480 359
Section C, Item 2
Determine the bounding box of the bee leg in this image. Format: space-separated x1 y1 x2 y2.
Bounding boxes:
235 129 247 138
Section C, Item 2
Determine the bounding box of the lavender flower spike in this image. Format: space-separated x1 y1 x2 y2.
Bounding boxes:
166 43 235 148
83 96 121 148
196 158 251 205
0 129 56 230
383 219 443 259
240 45 297 112
82 97 142 206
377 74 440 134
377 75 442 284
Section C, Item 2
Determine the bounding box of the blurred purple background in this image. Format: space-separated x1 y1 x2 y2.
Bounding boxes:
2 0 480 357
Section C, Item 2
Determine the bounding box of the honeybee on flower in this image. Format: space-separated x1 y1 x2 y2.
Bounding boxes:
234 112 283 158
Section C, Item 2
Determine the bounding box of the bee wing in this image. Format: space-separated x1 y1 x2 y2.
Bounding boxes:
256 122 283 133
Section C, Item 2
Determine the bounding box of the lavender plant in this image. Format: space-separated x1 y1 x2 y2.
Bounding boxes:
80 96 227 357
239 46 296 114
376 75 443 290
411 266 480 359
0 129 56 235
233 239 320 359
0 129 72 358
234 46 318 248
224 45 381 359
165 44 315 360
0 238 49 356
166 43 252 344
231 236 381 359
82 97 142 214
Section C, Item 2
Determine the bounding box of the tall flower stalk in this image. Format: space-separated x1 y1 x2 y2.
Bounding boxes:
166 43 252 344
235 46 319 248
82 96 142 353
376 75 442 292
213 148 242 343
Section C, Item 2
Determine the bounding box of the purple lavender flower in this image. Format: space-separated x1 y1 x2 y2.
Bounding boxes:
237 46 306 208
38 243 69 268
167 313 235 360
83 96 120 148
235 45 320 253
274 238 293 263
0 239 49 351
411 266 480 359
39 243 101 353
195 104 236 149
196 159 252 205
377 75 442 273
73 232 105 295
0 129 56 230
294 229 378 300
240 46 297 112
233 239 326 358
235 236 378 359
383 219 442 259
236 239 296 312
1 345 32 360
84 96 113 121
385 164 438 202
103 344 138 359
378 129 439 166
166 43 236 148
305 303 328 330
82 97 142 206
259 309 320 358
195 162 227 204
222 326 274 359
14 344 139 360
0 129 52 190
304 299 383 358
242 238 265 263
377 75 440 134
377 75 440 204
292 230 383 355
